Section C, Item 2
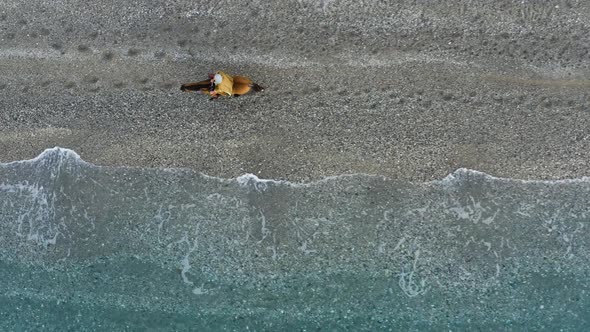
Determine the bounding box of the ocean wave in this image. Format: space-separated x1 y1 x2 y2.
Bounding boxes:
2 147 589 186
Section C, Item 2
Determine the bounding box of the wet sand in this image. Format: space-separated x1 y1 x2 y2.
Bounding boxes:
1 1 589 181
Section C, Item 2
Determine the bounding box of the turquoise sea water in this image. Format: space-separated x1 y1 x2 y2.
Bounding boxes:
1 148 589 331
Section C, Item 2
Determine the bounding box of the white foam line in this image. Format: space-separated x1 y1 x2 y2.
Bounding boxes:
233 172 390 188
2 147 589 186
437 168 590 185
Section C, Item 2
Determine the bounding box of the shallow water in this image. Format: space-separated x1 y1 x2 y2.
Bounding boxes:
0 147 589 330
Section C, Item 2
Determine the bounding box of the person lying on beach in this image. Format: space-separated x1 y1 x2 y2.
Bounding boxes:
180 71 264 99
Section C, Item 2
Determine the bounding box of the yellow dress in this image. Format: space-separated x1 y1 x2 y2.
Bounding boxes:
180 71 263 97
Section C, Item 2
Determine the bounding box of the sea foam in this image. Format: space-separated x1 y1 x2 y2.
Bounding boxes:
1 147 589 186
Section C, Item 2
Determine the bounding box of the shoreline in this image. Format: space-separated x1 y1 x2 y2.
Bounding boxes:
2 145 590 184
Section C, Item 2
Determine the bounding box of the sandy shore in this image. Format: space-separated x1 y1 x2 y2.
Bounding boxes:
1 1 589 181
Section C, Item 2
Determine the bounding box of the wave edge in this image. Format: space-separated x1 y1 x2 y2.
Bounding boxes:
2 147 589 186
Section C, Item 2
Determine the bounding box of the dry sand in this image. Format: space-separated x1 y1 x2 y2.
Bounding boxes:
1 1 589 181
